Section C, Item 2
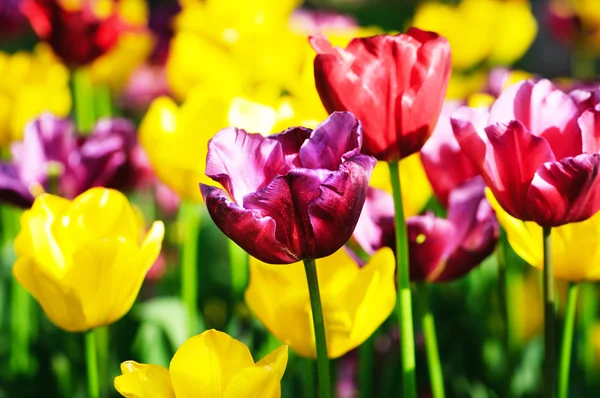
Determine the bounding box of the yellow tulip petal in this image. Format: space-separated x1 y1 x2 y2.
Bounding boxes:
13 257 87 332
489 2 537 65
114 361 175 398
170 329 255 398
223 346 288 398
315 249 359 297
342 248 396 346
65 237 144 328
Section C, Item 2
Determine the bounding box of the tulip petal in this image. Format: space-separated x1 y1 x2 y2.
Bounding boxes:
353 187 395 255
489 79 581 159
223 346 288 398
342 247 396 346
528 154 600 226
205 128 289 204
13 257 87 332
66 237 144 328
114 361 175 398
407 214 454 281
0 162 35 208
170 329 255 398
268 126 312 168
298 112 362 171
579 108 600 154
201 184 299 264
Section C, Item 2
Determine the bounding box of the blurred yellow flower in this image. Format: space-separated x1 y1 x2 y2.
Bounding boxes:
487 190 600 281
0 45 71 146
114 329 288 398
13 188 164 332
413 0 537 70
140 91 228 201
513 270 544 343
369 155 432 217
246 247 396 358
89 0 153 93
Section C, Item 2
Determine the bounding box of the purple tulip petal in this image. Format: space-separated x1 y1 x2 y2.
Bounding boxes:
201 184 299 264
446 177 487 244
528 154 600 226
268 127 312 168
578 108 600 154
353 187 395 255
407 213 454 281
205 128 289 204
0 163 35 208
298 112 362 171
12 114 75 187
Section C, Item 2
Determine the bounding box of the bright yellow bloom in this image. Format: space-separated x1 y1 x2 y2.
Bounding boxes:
246 247 396 358
140 91 229 201
88 0 153 93
487 190 600 281
0 45 71 146
114 329 288 398
413 0 537 70
12 188 164 332
369 155 432 217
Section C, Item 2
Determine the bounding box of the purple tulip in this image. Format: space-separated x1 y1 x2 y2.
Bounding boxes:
0 0 27 38
201 112 376 264
0 114 148 207
352 178 498 282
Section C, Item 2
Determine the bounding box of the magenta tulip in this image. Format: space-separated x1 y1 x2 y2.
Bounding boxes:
201 112 376 264
452 79 600 227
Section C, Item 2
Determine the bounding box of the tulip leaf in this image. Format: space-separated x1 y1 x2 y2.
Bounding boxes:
132 297 192 352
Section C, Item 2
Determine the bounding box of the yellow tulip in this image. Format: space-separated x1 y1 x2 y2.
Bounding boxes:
487 190 600 281
140 91 229 201
12 188 164 332
114 329 288 398
369 154 432 217
413 0 537 70
0 45 71 146
245 247 396 358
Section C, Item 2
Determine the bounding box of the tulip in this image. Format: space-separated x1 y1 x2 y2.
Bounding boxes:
245 247 396 358
421 102 483 206
20 0 130 67
0 114 147 207
311 28 451 161
201 111 376 264
0 0 26 37
12 187 164 332
0 46 71 146
452 79 600 227
353 178 498 281
115 329 288 398
487 190 600 281
139 91 230 202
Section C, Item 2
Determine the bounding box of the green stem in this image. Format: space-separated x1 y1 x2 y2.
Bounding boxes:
94 85 113 119
303 258 331 398
72 68 96 134
85 329 100 398
558 283 579 398
543 227 556 398
388 160 417 398
579 284 596 383
417 283 445 398
228 239 248 299
179 201 201 337
304 358 316 398
10 281 32 374
358 333 375 398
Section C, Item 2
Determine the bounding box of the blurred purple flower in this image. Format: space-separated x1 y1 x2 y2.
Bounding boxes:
201 112 376 264
121 64 171 113
290 8 357 34
353 178 498 282
0 114 149 207
148 1 180 64
0 0 27 37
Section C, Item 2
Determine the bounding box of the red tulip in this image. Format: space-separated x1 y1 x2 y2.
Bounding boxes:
452 79 600 227
201 112 376 264
310 28 451 161
21 0 129 66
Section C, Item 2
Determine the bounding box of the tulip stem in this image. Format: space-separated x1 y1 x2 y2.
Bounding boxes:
72 68 95 134
358 333 375 398
387 160 417 398
543 226 556 398
85 329 100 398
228 239 248 299
558 283 579 398
180 201 201 337
416 283 445 398
303 258 331 398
